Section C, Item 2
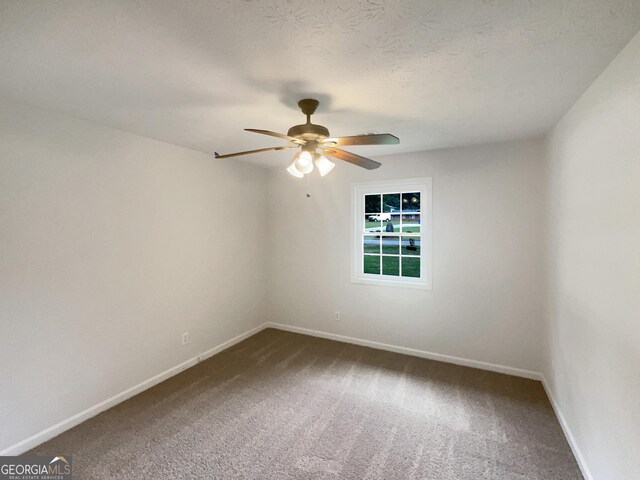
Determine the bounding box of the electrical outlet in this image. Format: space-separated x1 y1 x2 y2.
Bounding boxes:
334 311 341 322
181 332 189 345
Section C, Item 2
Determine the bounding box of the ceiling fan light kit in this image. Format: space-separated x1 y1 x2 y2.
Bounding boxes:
286 159 304 178
314 153 335 176
293 150 314 174
215 99 399 178
287 151 335 177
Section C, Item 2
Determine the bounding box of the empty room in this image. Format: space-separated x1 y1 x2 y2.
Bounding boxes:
1 1 638 479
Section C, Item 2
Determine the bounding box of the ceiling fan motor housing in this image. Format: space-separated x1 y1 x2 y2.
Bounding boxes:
287 122 330 142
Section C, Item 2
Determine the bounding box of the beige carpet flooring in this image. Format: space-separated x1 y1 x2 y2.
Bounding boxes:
31 328 582 479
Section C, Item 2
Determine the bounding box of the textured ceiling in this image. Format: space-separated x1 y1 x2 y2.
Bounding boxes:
1 0 639 167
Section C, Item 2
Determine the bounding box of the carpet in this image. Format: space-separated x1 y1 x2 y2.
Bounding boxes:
30 328 582 479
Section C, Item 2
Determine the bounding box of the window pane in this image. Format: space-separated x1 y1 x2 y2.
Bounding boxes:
365 194 381 213
375 215 398 233
363 255 380 274
382 256 400 276
363 235 380 254
402 192 420 212
401 213 420 233
402 257 420 277
381 236 399 254
364 215 382 233
387 213 401 232
401 236 420 256
383 193 400 213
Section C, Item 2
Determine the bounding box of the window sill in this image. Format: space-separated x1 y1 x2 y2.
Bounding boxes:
351 275 432 290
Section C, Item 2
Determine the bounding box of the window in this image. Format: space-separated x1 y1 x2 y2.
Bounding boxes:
351 178 432 289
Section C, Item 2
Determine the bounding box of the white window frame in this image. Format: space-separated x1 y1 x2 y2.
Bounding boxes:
351 177 432 290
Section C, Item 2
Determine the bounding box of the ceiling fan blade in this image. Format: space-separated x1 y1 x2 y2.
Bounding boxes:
321 148 381 170
323 133 399 147
245 129 305 145
214 145 297 159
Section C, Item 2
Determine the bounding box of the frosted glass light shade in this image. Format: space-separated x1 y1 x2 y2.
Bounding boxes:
294 151 314 174
314 154 335 176
287 160 304 178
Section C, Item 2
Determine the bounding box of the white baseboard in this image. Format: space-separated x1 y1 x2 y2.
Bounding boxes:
265 322 542 381
0 322 269 456
542 377 592 480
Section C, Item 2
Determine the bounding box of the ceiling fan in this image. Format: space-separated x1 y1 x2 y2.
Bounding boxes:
214 99 399 177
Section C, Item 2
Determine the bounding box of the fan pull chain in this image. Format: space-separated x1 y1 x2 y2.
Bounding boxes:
306 173 311 198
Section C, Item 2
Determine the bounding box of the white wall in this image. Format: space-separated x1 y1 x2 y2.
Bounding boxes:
544 32 640 480
0 100 269 452
267 138 546 374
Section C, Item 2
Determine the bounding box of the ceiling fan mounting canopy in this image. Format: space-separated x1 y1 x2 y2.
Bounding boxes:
298 98 319 116
214 98 400 174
